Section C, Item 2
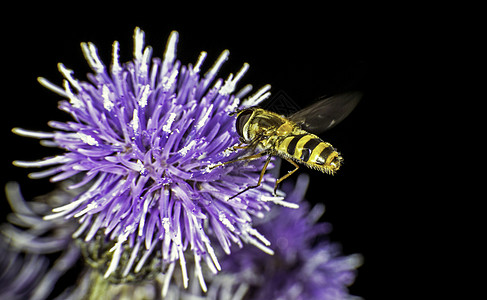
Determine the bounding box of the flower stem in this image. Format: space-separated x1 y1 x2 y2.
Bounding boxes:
86 271 110 300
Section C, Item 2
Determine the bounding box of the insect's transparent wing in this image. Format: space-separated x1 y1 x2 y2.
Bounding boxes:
288 92 362 134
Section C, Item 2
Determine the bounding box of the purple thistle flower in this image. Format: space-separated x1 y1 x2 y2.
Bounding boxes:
0 181 81 300
213 173 363 300
12 27 296 293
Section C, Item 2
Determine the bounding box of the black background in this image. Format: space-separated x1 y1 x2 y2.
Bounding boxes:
0 4 417 299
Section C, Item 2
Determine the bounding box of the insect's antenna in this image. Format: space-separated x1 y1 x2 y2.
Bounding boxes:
229 108 241 116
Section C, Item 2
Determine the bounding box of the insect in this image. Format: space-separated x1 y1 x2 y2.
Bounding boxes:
217 91 361 199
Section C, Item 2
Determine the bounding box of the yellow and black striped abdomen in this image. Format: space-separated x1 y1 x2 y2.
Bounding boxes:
276 133 342 174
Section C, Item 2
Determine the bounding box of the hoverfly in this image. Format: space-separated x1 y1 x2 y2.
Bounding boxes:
217 92 361 199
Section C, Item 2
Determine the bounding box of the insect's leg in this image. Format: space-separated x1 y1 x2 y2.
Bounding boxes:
209 151 266 170
234 133 265 150
229 154 272 199
212 135 266 169
274 157 300 195
231 142 250 151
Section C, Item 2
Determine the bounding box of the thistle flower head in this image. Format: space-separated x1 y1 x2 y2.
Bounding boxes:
12 28 292 291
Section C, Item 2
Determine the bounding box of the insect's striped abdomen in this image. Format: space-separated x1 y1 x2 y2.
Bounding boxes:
276 134 341 173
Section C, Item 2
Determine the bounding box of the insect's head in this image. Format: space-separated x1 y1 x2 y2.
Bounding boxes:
232 108 256 140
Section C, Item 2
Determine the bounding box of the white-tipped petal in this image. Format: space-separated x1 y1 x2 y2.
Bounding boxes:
111 40 122 74
122 240 142 277
104 243 122 278
163 31 178 66
193 51 207 74
205 49 229 80
12 127 54 139
194 253 208 292
260 195 300 209
81 42 105 73
37 77 68 97
240 84 272 108
162 262 176 297
57 63 81 91
178 247 189 289
13 155 68 168
133 27 145 62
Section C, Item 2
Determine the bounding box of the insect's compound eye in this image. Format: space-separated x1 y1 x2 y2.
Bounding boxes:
235 109 253 138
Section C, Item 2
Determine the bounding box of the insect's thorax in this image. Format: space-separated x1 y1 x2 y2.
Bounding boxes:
262 124 300 151
245 110 295 149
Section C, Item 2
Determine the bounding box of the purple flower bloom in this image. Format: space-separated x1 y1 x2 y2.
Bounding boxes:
0 181 81 300
0 174 361 300
212 174 363 300
11 28 296 293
